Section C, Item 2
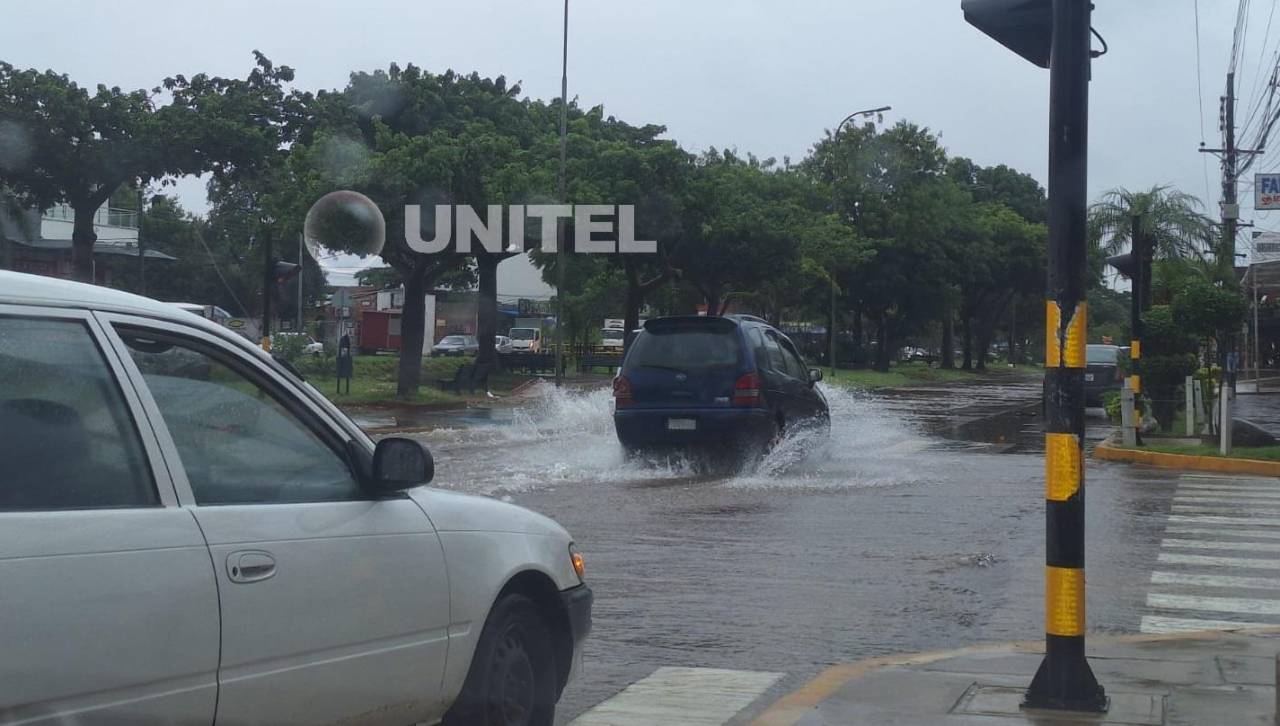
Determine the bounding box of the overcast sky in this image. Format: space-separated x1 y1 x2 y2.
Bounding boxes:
1 1 1270 270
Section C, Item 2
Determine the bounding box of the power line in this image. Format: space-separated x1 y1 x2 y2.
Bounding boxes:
1197 0 1214 205
193 227 250 319
1232 0 1252 74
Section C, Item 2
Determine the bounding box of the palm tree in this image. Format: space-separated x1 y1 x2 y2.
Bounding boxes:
1088 185 1216 262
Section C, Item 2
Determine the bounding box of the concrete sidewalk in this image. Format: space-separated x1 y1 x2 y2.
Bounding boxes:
750 628 1280 725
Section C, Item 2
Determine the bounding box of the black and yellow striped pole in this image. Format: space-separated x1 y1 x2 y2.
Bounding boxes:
1129 214 1144 444
1023 0 1107 713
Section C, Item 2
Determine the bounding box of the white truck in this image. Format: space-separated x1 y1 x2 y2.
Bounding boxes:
601 319 625 350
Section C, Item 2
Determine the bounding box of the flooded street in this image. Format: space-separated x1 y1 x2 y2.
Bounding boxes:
396 377 1179 723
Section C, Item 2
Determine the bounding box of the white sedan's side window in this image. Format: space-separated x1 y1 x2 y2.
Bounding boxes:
0 316 156 510
116 328 362 505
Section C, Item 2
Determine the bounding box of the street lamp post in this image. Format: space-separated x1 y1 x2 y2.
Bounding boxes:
829 106 891 376
554 0 570 386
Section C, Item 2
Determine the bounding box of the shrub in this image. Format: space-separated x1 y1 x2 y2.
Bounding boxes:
1103 390 1122 423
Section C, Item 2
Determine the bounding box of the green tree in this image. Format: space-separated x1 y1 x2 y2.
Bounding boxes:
674 151 803 316
0 53 297 282
1140 305 1200 431
281 66 541 396
1089 186 1215 268
807 122 958 371
1172 273 1247 361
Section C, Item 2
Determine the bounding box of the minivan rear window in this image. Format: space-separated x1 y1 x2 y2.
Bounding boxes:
627 324 739 370
1086 345 1119 365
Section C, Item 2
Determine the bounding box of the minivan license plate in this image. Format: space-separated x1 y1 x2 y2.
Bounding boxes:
1084 373 1094 382
667 418 696 431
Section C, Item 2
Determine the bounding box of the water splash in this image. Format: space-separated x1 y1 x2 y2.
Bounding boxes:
423 381 934 496
729 383 934 490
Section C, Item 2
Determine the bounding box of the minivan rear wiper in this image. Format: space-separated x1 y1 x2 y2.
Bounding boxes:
635 363 686 374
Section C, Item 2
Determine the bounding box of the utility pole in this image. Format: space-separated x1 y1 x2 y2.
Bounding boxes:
1224 72 1239 273
554 0 569 386
1201 71 1259 448
829 275 837 377
261 228 273 351
1223 73 1239 449
1130 214 1144 444
1024 0 1106 713
297 232 304 334
828 105 891 378
137 186 146 296
1254 268 1261 391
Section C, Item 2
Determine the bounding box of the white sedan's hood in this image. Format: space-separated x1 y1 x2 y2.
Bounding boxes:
409 488 570 539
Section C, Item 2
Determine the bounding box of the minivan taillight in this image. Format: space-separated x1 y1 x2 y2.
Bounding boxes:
613 375 633 408
732 372 763 407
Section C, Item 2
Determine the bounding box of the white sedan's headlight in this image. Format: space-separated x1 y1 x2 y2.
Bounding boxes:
569 544 585 583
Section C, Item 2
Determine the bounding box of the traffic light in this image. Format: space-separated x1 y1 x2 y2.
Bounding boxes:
961 0 1052 68
1106 253 1136 279
273 259 300 284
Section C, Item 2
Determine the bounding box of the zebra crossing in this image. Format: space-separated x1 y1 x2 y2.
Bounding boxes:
1141 473 1280 633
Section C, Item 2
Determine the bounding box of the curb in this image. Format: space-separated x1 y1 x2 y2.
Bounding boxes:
1093 435 1280 477
362 425 438 436
748 625 1280 726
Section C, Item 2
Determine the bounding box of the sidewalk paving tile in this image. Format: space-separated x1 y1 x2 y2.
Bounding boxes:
956 685 1162 725
1165 684 1274 724
1219 654 1280 685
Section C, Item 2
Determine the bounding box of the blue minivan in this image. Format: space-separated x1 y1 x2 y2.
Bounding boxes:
612 315 829 454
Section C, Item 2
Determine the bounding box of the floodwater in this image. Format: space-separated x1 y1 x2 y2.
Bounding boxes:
397 377 1175 724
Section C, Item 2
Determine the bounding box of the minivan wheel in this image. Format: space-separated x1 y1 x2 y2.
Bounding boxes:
444 594 556 726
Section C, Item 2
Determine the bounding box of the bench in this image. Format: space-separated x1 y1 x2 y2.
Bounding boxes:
577 354 623 373
436 363 473 393
504 352 562 375
437 362 494 394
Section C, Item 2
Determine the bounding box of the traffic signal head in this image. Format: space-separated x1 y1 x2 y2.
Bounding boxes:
962 0 1053 69
1106 253 1136 279
273 259 301 283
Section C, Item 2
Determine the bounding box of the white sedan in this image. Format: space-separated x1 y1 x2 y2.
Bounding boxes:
0 271 591 726
272 331 325 356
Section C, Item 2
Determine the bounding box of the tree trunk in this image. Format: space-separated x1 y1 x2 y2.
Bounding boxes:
977 293 1014 372
975 325 991 371
397 266 428 400
703 289 721 318
72 202 98 283
624 269 643 352
941 307 955 369
874 313 892 372
622 255 674 351
1008 297 1019 365
476 253 499 367
851 305 863 367
961 314 973 371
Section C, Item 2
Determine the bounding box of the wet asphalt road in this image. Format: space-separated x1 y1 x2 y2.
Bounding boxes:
387 375 1182 724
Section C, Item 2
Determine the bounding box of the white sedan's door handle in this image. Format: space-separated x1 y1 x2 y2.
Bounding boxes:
227 550 276 583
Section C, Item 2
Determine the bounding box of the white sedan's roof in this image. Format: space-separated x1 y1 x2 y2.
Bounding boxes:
0 270 231 338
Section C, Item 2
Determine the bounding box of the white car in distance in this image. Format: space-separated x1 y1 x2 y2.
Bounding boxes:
0 271 591 726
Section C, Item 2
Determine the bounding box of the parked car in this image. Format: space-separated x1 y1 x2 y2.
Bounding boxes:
271 331 324 356
433 334 479 356
509 327 542 353
0 271 591 726
601 327 625 350
612 315 829 455
1085 343 1124 404
495 334 514 354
